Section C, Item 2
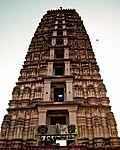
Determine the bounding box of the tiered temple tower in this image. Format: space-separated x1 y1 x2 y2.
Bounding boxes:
0 8 120 149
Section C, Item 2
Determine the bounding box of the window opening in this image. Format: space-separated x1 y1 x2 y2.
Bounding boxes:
50 116 66 125
54 63 64 76
55 49 64 58
58 20 62 24
55 68 64 75
58 24 62 29
54 88 64 102
57 30 63 36
56 38 63 45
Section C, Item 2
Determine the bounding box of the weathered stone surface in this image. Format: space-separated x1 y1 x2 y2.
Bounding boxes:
0 8 120 149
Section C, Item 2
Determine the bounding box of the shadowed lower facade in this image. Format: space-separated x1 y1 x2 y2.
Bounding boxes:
0 8 120 149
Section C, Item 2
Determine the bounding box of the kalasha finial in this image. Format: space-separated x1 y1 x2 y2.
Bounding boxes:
60 7 62 10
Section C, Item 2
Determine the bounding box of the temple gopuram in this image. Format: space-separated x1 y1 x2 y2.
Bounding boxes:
0 8 120 150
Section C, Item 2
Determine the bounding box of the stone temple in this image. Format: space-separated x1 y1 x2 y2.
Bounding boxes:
0 8 120 149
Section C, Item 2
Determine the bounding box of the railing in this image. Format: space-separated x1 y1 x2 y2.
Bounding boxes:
36 125 77 135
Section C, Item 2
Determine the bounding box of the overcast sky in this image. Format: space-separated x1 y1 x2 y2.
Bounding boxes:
0 0 120 136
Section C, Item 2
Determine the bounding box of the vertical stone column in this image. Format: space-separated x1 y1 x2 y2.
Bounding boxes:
17 126 24 139
64 48 69 59
63 30 67 36
53 31 57 36
24 127 28 139
87 118 93 139
69 106 78 145
69 107 77 125
13 128 16 138
16 127 20 138
63 25 66 29
69 111 77 125
52 38 56 46
102 118 109 138
47 62 53 76
50 48 55 59
63 37 68 46
66 80 73 101
65 61 70 75
43 80 51 101
38 109 47 125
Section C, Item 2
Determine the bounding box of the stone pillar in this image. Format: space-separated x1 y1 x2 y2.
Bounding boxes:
63 25 66 29
50 48 55 59
47 62 53 76
64 48 69 59
65 61 70 75
53 31 57 36
16 127 20 138
63 30 67 36
66 80 73 101
69 107 78 145
38 109 47 125
69 107 77 125
69 111 76 125
24 126 29 139
62 20 65 24
63 37 68 45
54 25 58 29
52 38 56 46
43 80 51 101
14 128 17 138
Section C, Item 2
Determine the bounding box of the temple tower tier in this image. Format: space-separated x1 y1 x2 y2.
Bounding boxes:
0 8 120 149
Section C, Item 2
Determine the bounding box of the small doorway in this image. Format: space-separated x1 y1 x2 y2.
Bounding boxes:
54 63 64 76
50 116 66 125
55 49 64 58
54 88 64 102
55 67 64 76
